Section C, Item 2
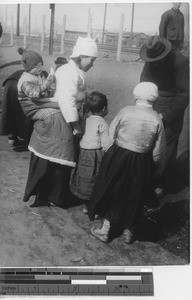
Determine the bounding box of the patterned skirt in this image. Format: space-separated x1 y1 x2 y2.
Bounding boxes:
70 148 103 200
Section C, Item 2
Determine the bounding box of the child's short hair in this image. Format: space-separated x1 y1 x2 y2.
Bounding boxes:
87 91 107 113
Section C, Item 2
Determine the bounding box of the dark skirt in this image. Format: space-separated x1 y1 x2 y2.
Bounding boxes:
70 148 103 200
23 153 72 206
88 143 154 229
0 76 31 139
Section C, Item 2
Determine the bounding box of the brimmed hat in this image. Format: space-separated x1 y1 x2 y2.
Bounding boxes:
17 47 43 71
133 82 158 102
139 35 172 62
70 37 98 58
55 56 68 65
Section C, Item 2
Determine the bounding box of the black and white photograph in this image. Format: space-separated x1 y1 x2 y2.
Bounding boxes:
0 0 190 298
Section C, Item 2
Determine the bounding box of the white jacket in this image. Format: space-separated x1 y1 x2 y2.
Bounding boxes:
54 59 86 123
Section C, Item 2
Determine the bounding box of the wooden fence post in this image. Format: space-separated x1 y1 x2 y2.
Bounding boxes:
10 16 14 46
41 15 45 51
116 14 125 62
16 4 20 36
23 16 27 48
49 4 55 56
87 8 92 38
60 15 66 54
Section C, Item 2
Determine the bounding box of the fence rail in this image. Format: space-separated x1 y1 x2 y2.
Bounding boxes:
2 33 141 56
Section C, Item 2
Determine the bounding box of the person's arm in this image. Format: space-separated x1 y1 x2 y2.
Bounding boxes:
109 110 123 144
56 70 80 123
153 119 166 166
140 62 152 82
32 99 59 109
159 11 169 38
56 67 85 135
99 121 111 152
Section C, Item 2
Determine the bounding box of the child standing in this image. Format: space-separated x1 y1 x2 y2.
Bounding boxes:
70 91 111 213
88 82 166 244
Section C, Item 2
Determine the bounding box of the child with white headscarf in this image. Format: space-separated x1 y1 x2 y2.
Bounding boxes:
88 82 166 244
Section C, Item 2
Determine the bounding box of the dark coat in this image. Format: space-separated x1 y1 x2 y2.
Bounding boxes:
159 8 184 42
0 23 2 37
0 70 31 139
140 51 189 134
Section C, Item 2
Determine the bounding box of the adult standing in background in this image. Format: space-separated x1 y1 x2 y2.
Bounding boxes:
0 69 30 147
159 3 184 51
140 35 189 201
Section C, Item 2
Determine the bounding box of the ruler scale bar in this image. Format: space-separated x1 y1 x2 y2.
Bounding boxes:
0 268 154 296
0 284 154 295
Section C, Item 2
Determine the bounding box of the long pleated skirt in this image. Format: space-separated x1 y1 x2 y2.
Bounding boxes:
23 153 72 206
88 143 154 229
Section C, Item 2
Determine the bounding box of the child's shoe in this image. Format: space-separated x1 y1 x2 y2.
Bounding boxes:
91 219 110 243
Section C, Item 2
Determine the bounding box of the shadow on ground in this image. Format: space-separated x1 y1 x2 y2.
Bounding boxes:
136 199 189 260
136 151 190 261
167 150 189 194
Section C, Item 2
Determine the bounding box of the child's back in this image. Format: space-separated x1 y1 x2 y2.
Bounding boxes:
70 92 110 210
80 114 110 151
110 104 165 164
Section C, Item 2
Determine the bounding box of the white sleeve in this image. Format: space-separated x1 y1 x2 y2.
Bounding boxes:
109 111 122 144
153 119 166 165
55 68 79 123
99 121 111 152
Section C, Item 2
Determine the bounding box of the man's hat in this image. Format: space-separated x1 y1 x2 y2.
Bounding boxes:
140 35 172 62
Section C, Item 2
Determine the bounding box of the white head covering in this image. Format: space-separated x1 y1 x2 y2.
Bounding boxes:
133 82 158 103
70 37 98 58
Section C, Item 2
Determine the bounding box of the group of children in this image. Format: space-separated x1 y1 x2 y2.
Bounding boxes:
71 82 165 244
16 46 165 244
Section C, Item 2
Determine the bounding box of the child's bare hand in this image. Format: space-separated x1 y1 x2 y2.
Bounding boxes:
46 75 56 89
73 128 82 138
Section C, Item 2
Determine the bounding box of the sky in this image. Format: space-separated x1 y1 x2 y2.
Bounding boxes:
0 1 189 36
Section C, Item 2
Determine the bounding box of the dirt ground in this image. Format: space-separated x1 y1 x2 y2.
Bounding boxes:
0 36 190 267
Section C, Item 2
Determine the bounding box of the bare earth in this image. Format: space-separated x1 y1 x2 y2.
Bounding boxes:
0 37 189 267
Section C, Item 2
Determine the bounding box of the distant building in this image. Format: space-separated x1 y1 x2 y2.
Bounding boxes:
104 31 149 47
64 30 87 40
54 27 149 48
131 32 149 47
